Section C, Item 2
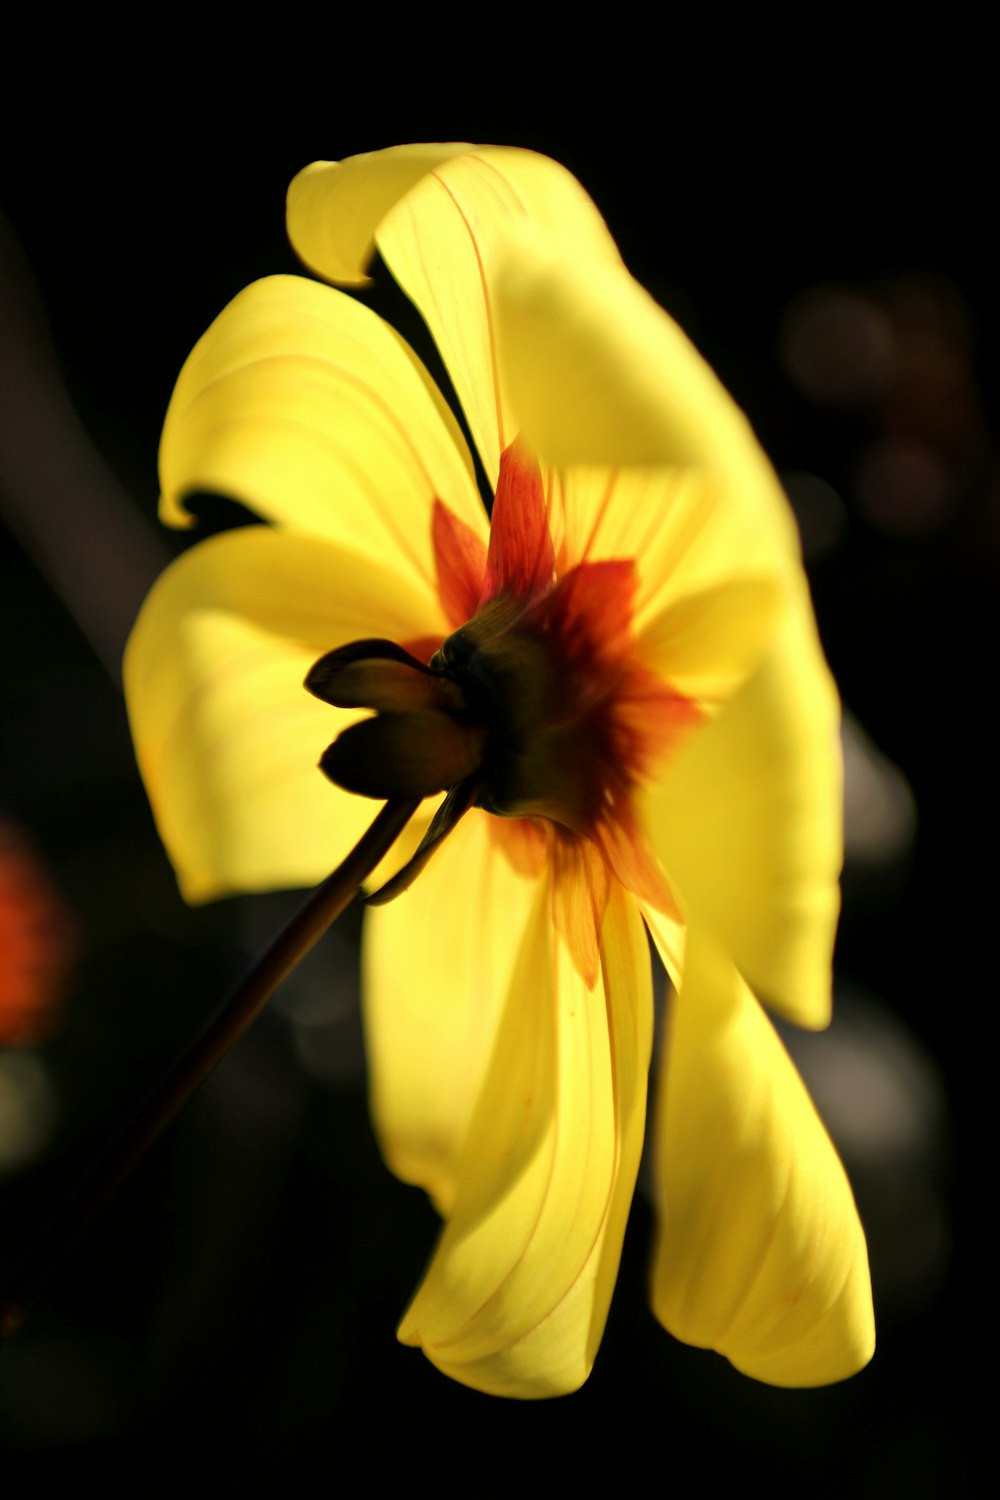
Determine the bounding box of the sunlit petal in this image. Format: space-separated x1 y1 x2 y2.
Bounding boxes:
286 143 474 285
643 582 841 1029
636 576 786 703
548 464 787 702
159 275 484 600
398 881 651 1397
288 146 620 485
642 904 686 990
124 527 439 902
362 810 539 1215
496 228 797 547
650 926 875 1386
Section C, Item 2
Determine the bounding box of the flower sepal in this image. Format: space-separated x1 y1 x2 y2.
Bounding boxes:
306 639 485 801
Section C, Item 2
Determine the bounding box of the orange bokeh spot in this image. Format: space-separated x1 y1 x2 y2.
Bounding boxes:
0 823 76 1046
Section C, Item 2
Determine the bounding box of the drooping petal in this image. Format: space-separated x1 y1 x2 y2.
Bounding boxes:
397 880 651 1397
494 227 792 545
361 810 539 1216
123 526 439 902
649 925 875 1387
159 275 485 598
643 582 841 1030
287 146 622 485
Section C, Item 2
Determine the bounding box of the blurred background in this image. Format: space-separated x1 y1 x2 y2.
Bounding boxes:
0 58 990 1494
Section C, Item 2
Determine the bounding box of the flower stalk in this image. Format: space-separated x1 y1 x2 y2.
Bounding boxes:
0 796 419 1339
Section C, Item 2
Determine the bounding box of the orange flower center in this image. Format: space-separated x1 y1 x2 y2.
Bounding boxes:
306 445 699 983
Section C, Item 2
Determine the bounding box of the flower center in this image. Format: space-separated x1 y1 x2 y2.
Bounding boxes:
304 581 634 828
304 444 698 978
431 596 600 826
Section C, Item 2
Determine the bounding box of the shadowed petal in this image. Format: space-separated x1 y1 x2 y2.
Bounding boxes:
397 880 651 1397
159 275 484 599
124 527 439 902
643 582 841 1030
650 926 875 1387
361 810 539 1215
288 147 621 485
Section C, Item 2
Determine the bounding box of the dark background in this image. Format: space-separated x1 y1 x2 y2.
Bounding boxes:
0 59 990 1495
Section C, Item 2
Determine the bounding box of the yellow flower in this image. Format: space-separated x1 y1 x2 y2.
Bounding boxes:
124 145 875 1398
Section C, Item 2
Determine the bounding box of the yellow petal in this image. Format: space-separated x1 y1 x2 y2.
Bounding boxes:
636 577 786 703
398 880 651 1397
643 580 841 1029
286 144 475 285
495 227 797 553
361 812 539 1216
548 463 786 699
288 146 621 485
124 526 439 902
650 926 875 1387
642 904 686 990
159 274 484 598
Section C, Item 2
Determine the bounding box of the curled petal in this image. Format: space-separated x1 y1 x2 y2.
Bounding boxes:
286 144 475 286
494 227 794 545
288 146 621 484
361 811 539 1215
650 926 875 1387
123 527 438 901
159 275 484 595
397 880 651 1397
643 582 841 1029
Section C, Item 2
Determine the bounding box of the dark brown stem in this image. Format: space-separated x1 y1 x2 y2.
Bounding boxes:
0 796 419 1339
